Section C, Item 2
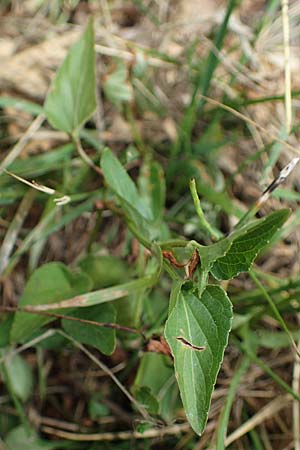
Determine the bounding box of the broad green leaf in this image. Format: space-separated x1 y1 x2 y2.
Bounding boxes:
0 352 33 402
103 62 133 107
197 210 289 271
198 238 232 273
62 304 116 355
133 353 179 421
35 332 68 350
210 209 289 280
44 19 96 134
10 262 92 343
79 255 128 289
133 386 159 415
5 425 61 450
168 280 185 314
0 315 13 347
101 148 152 220
164 285 232 435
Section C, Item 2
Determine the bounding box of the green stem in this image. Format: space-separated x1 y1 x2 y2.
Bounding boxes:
73 135 102 175
190 178 222 240
158 239 188 249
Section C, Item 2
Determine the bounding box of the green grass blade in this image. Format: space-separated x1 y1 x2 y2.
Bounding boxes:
216 357 250 449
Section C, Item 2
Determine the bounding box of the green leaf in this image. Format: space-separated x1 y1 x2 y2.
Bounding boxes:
256 329 300 349
5 425 61 450
210 209 290 280
44 19 96 134
101 148 157 241
62 304 116 355
101 148 152 220
198 238 232 273
164 285 232 435
169 280 185 314
103 62 133 107
0 96 43 116
134 386 159 415
133 353 179 421
79 255 128 289
1 352 33 402
0 315 13 347
139 160 166 222
10 262 92 343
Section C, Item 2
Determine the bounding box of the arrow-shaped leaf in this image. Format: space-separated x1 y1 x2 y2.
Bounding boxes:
164 285 232 435
210 209 289 280
44 19 96 134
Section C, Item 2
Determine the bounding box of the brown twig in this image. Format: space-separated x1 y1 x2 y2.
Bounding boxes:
0 306 144 338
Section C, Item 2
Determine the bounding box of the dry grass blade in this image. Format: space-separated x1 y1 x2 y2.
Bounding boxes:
282 0 292 133
0 113 44 172
59 331 152 423
293 316 300 450
198 94 300 157
0 190 36 275
225 395 292 446
40 422 190 441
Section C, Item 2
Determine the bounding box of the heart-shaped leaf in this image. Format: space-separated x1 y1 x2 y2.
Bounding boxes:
164 285 232 435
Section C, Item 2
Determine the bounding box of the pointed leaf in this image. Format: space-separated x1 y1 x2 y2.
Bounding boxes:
210 209 289 280
101 148 152 220
164 285 232 435
44 19 96 134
